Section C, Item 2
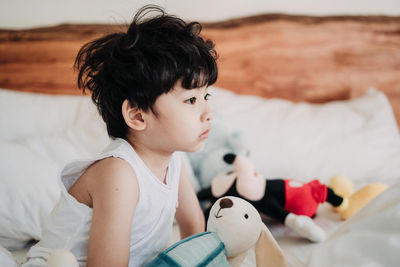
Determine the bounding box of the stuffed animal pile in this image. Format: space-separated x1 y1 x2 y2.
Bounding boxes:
187 117 387 242
196 153 388 242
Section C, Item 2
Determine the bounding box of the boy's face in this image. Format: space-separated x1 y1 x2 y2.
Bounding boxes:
143 83 213 153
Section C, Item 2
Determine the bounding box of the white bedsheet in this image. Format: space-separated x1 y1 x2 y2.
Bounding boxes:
308 181 400 267
266 204 343 267
0 245 17 267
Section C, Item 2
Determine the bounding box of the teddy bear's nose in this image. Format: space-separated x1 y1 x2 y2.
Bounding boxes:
219 198 233 209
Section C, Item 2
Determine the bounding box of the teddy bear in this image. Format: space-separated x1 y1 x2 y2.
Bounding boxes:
146 196 287 267
197 153 388 242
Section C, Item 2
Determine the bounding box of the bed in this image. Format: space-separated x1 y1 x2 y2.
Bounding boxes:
1 14 400 266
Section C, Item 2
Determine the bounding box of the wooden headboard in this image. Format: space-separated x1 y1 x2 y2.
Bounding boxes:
1 14 400 125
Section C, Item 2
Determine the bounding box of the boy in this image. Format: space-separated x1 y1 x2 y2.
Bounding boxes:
22 5 218 267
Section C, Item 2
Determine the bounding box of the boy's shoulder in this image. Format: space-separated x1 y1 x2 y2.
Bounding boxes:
91 156 132 172
84 157 139 198
68 157 138 208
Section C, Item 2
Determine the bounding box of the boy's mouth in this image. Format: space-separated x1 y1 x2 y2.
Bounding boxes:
199 128 210 139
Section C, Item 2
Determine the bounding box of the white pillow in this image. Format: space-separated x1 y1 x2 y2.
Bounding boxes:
208 87 400 185
0 89 109 250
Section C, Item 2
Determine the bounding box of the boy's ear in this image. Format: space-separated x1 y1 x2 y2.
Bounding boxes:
122 99 146 131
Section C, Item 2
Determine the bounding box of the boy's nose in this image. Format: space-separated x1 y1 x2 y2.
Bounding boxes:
201 107 213 122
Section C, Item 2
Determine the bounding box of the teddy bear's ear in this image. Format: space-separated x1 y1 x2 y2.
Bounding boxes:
255 224 287 267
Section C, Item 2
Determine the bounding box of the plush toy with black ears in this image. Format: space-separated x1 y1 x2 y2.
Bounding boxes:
197 153 360 243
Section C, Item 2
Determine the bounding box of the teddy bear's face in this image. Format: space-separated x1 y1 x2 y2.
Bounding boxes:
207 196 262 257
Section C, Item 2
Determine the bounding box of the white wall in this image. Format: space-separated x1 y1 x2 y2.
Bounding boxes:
1 0 399 30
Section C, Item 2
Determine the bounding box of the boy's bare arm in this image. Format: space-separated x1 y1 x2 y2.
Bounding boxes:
86 157 139 267
175 160 205 239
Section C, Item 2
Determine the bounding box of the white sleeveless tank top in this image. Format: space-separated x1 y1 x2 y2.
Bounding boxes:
22 138 182 267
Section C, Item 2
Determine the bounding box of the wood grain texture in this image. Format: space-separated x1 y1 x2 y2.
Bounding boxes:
1 15 400 124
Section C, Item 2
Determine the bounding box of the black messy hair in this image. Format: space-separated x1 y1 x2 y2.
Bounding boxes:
75 5 218 139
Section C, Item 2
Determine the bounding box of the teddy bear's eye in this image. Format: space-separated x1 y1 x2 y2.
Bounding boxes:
244 214 249 219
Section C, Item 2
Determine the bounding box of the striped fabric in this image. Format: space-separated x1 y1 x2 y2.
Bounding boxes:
145 232 230 267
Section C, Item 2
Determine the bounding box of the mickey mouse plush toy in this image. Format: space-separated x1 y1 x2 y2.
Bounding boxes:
197 153 347 242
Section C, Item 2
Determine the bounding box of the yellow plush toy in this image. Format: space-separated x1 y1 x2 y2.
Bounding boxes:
328 176 388 220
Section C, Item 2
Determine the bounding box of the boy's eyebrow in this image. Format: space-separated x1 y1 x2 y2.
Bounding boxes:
170 87 187 96
172 86 208 95
172 86 187 93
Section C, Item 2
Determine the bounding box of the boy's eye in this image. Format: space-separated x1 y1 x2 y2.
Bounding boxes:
204 93 211 100
185 97 197 104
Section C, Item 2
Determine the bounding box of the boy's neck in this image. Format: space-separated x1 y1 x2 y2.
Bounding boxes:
125 137 173 184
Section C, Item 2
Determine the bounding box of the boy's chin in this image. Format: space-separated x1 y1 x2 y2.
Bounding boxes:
183 140 207 153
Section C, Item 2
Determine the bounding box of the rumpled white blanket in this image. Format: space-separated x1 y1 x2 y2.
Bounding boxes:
308 181 400 267
0 245 17 267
